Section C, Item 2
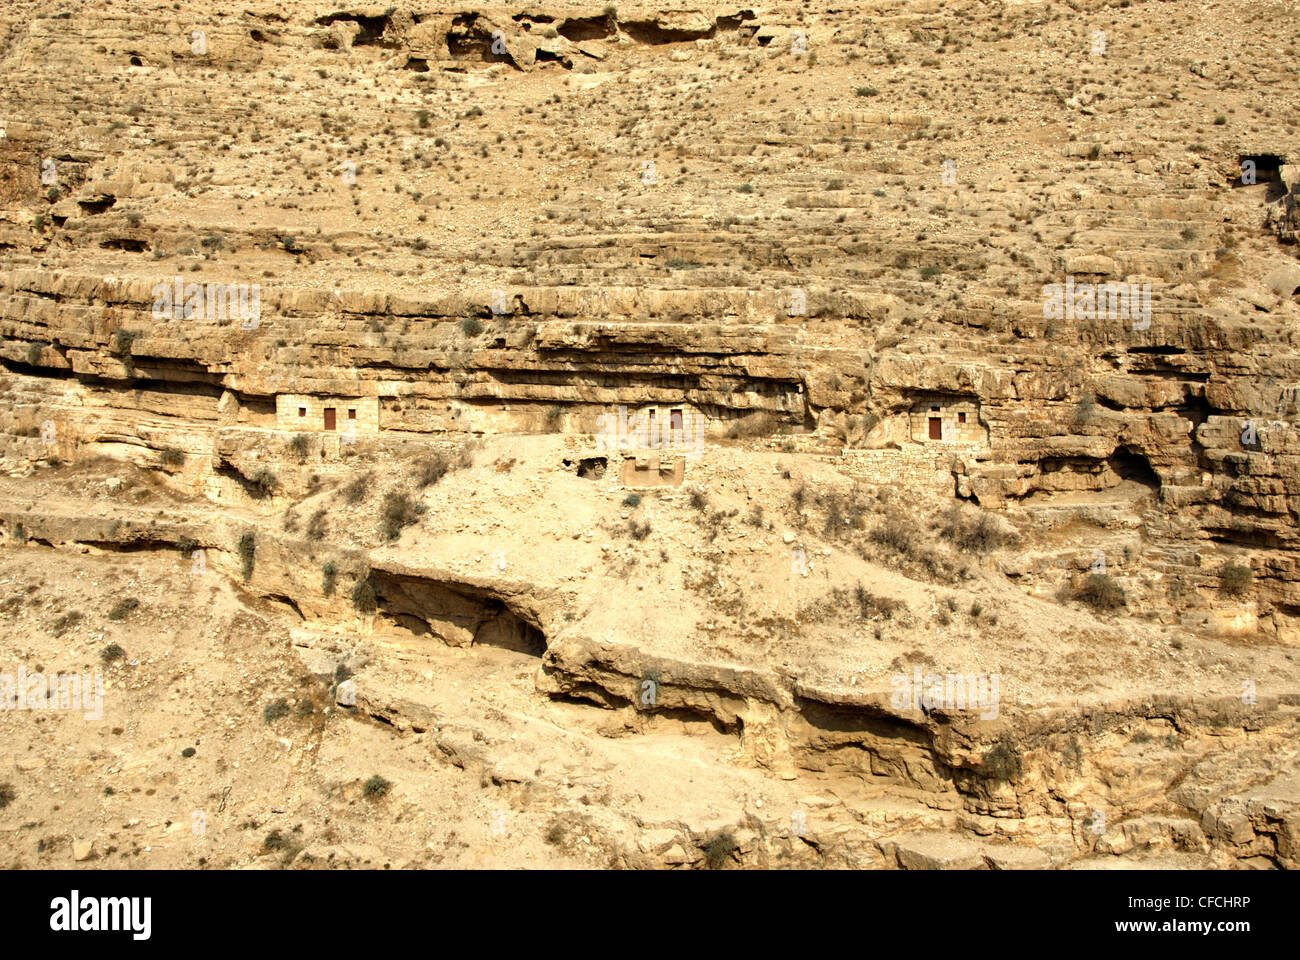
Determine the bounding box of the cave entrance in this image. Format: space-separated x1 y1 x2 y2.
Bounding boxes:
100 238 148 252
314 13 393 47
1237 153 1287 200
558 16 615 42
476 598 547 656
369 570 548 657
577 456 607 479
622 20 715 44
1110 446 1160 490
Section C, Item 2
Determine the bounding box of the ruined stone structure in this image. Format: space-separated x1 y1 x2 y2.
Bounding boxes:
621 453 686 488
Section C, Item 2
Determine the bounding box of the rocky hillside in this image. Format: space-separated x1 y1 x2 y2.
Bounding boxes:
0 1 1298 869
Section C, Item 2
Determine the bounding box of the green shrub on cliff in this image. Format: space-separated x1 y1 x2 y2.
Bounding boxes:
1073 573 1124 611
1219 563 1253 598
238 532 255 581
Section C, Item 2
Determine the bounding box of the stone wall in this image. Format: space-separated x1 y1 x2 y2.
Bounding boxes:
621 454 686 488
276 394 379 434
596 402 708 456
909 397 985 444
839 446 976 495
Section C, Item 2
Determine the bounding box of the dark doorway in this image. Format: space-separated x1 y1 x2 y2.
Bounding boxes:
1236 154 1288 201
1110 446 1161 490
324 408 337 431
670 409 683 439
576 457 607 480
929 418 942 440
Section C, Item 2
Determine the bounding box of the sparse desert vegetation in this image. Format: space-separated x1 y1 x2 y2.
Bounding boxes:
0 0 1295 882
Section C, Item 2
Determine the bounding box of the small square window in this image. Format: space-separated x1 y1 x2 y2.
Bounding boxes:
348 409 356 419
931 406 940 412
958 412 966 423
298 407 306 417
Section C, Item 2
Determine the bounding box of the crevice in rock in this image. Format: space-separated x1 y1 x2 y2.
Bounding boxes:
1208 527 1287 549
547 688 614 709
0 355 64 378
540 669 740 733
313 12 395 47
369 567 547 656
446 13 513 65
265 593 304 619
99 237 148 252
1128 345 1187 356
214 460 278 500
715 11 758 31
792 695 955 789
621 20 715 44
558 15 615 42
77 197 115 215
72 538 181 553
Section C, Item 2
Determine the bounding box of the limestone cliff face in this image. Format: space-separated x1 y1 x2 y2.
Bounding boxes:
1 1 1299 868
4 245 1300 617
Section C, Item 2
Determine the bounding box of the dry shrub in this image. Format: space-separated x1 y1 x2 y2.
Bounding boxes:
380 491 424 541
725 411 778 439
1219 563 1253 598
870 516 912 553
413 452 449 488
938 505 1006 554
852 584 904 620
1071 573 1125 611
343 472 371 504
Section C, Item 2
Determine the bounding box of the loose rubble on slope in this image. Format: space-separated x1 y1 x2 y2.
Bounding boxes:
0 1 1298 869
